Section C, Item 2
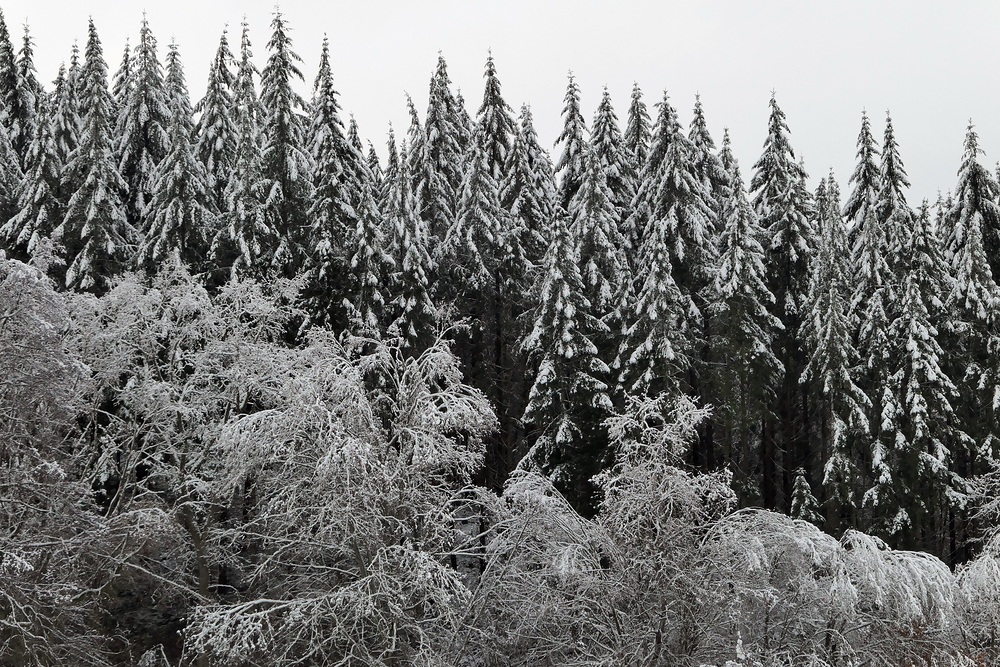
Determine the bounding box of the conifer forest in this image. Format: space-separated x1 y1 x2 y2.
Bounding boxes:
5 7 1000 667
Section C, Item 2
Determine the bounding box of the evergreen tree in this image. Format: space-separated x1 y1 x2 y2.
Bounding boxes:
214 92 270 281
790 469 824 525
404 93 425 201
0 115 23 256
553 71 587 212
879 201 965 549
439 133 504 294
878 111 913 272
234 17 264 131
116 15 170 232
624 90 674 262
572 144 628 322
164 41 193 120
800 175 869 527
522 209 612 510
499 103 555 268
139 43 214 275
850 187 894 509
639 96 719 468
0 10 16 133
946 121 1000 284
344 180 393 337
346 115 372 187
421 53 464 246
195 29 238 213
12 24 41 167
617 120 686 399
476 52 516 180
55 19 131 293
623 82 651 173
386 145 436 354
110 38 131 115
1 96 59 261
51 58 81 169
0 14 34 167
259 8 313 277
943 124 1000 553
688 95 730 235
644 94 717 349
713 130 783 501
749 93 816 509
302 34 356 328
844 110 881 254
591 86 635 237
380 124 399 207
367 140 383 193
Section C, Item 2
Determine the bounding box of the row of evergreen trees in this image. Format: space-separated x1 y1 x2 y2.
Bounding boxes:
1 9 998 562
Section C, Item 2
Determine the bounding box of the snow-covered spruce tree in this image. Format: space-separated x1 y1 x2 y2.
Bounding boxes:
572 144 628 331
194 28 238 214
386 145 436 355
688 94 731 235
0 14 36 168
844 110 881 255
591 86 636 243
379 123 399 208
499 103 555 270
258 8 313 278
553 71 588 212
1 95 60 262
476 52 516 181
234 17 264 133
403 93 426 222
849 173 895 529
110 38 131 114
52 55 81 169
0 10 17 128
116 16 170 233
346 114 373 188
344 180 393 337
55 19 131 293
367 139 383 192
879 201 966 552
138 44 215 276
420 53 464 247
789 468 823 525
522 209 612 512
749 93 816 509
878 111 914 277
453 87 474 156
0 110 22 252
712 130 783 503
623 89 674 268
623 81 651 176
616 187 685 397
943 123 1000 558
214 90 271 281
301 34 357 329
438 132 504 297
800 174 869 531
641 93 718 469
12 24 41 169
946 121 1000 283
211 18 268 282
464 57 536 488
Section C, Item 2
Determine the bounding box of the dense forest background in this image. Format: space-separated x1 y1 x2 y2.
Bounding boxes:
3 8 1000 666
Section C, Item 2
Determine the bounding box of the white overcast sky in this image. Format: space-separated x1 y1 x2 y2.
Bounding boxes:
3 0 999 202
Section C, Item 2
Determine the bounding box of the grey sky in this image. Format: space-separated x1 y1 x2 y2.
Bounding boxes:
5 0 1000 202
